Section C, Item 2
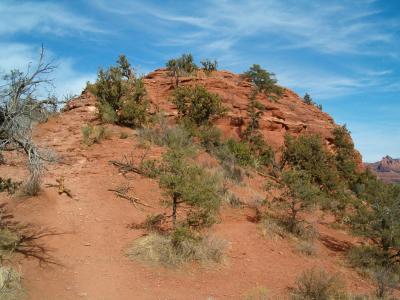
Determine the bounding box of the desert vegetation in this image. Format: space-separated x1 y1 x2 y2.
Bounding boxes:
243 64 284 101
87 54 148 127
1 48 398 298
81 124 109 146
127 145 226 266
200 59 218 75
166 53 198 86
171 85 225 126
302 93 323 110
0 47 57 196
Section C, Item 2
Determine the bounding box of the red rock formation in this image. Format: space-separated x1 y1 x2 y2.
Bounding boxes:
366 156 400 183
73 68 362 165
143 69 338 151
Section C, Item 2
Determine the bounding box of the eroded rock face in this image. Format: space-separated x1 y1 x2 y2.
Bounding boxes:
366 156 400 183
143 69 338 151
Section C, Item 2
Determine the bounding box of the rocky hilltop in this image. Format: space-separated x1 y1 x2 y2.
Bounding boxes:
0 67 377 299
366 155 400 183
142 68 362 164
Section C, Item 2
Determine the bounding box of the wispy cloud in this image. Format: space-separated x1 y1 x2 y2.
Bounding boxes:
92 0 395 54
0 1 105 36
90 0 399 98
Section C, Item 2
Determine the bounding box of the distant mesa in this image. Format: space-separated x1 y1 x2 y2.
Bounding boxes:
366 155 400 184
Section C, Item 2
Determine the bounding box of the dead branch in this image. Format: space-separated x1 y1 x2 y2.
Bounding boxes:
0 46 59 195
45 177 74 198
109 159 142 175
108 188 152 208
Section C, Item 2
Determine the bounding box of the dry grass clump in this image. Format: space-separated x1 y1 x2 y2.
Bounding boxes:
243 286 269 300
259 213 318 257
259 215 287 241
81 124 110 146
0 266 24 300
296 241 317 256
127 228 226 267
291 268 347 300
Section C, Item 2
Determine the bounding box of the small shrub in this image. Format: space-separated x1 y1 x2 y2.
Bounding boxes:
303 93 313 105
119 131 129 139
166 53 198 86
243 286 269 300
139 122 195 152
0 178 22 194
127 228 226 266
372 266 398 299
131 214 166 232
23 159 43 196
171 85 225 126
259 215 287 240
0 266 23 300
197 125 222 152
275 170 320 234
296 241 317 256
139 159 161 178
81 125 109 146
200 59 218 75
346 246 396 275
118 78 148 128
223 139 255 167
303 93 323 111
211 143 245 183
225 192 242 207
160 149 222 228
291 268 347 300
98 101 118 124
88 55 148 128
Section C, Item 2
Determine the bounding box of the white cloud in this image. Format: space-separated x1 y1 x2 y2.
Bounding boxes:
0 1 105 36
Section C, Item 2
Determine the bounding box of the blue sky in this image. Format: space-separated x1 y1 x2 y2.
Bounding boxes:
0 0 399 162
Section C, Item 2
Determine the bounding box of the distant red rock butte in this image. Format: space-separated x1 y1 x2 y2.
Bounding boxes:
366 156 400 184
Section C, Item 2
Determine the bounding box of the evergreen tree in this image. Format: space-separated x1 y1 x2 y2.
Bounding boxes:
159 149 222 228
243 64 283 101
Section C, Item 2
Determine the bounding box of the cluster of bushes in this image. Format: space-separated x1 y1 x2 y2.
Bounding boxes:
87 55 148 128
258 126 400 297
166 54 218 85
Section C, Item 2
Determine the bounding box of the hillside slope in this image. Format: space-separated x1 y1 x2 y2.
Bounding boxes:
0 70 375 299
